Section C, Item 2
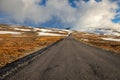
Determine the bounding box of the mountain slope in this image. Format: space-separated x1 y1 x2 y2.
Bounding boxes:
0 24 70 36
0 24 69 68
80 27 120 36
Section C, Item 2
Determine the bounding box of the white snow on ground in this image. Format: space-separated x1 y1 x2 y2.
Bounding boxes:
33 28 41 31
66 30 72 35
57 31 66 33
38 32 66 36
33 28 72 36
14 28 31 31
111 33 120 36
40 29 53 32
80 28 120 36
102 32 120 36
57 29 72 35
102 38 120 42
0 31 21 34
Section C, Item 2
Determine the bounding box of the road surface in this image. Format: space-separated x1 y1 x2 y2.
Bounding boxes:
3 35 120 80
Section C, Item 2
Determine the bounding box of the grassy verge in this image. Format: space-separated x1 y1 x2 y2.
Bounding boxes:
0 35 64 67
73 32 120 54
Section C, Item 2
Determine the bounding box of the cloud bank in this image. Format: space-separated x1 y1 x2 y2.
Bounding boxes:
0 0 120 30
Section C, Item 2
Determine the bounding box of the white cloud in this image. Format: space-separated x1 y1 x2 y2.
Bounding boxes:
0 0 52 23
46 0 77 24
0 0 120 31
73 0 119 30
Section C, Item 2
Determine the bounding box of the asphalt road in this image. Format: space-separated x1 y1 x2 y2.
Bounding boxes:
5 35 120 80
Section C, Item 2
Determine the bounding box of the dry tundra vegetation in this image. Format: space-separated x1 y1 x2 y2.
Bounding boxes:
73 32 120 54
0 24 65 68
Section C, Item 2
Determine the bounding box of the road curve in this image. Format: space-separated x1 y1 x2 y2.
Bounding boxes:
4 35 120 80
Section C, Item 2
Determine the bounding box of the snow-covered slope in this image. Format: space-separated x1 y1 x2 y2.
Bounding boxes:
102 38 120 42
0 31 21 34
0 24 70 36
38 32 66 36
14 28 31 31
80 27 120 36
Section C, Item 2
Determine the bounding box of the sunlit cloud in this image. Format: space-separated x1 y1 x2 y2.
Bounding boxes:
0 0 119 30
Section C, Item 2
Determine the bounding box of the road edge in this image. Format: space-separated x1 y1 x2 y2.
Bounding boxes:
0 38 64 80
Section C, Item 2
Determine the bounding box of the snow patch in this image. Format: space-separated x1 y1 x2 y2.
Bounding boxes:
40 29 53 32
0 31 21 34
33 28 41 31
80 28 120 36
111 33 120 36
38 32 66 36
14 28 31 31
57 29 72 35
102 38 120 42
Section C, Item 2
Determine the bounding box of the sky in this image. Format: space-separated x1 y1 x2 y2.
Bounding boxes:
0 0 120 30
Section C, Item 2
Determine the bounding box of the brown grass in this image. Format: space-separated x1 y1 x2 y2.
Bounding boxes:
73 32 120 54
0 35 64 67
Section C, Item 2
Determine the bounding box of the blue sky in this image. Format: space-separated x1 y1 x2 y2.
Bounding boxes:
0 0 120 29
